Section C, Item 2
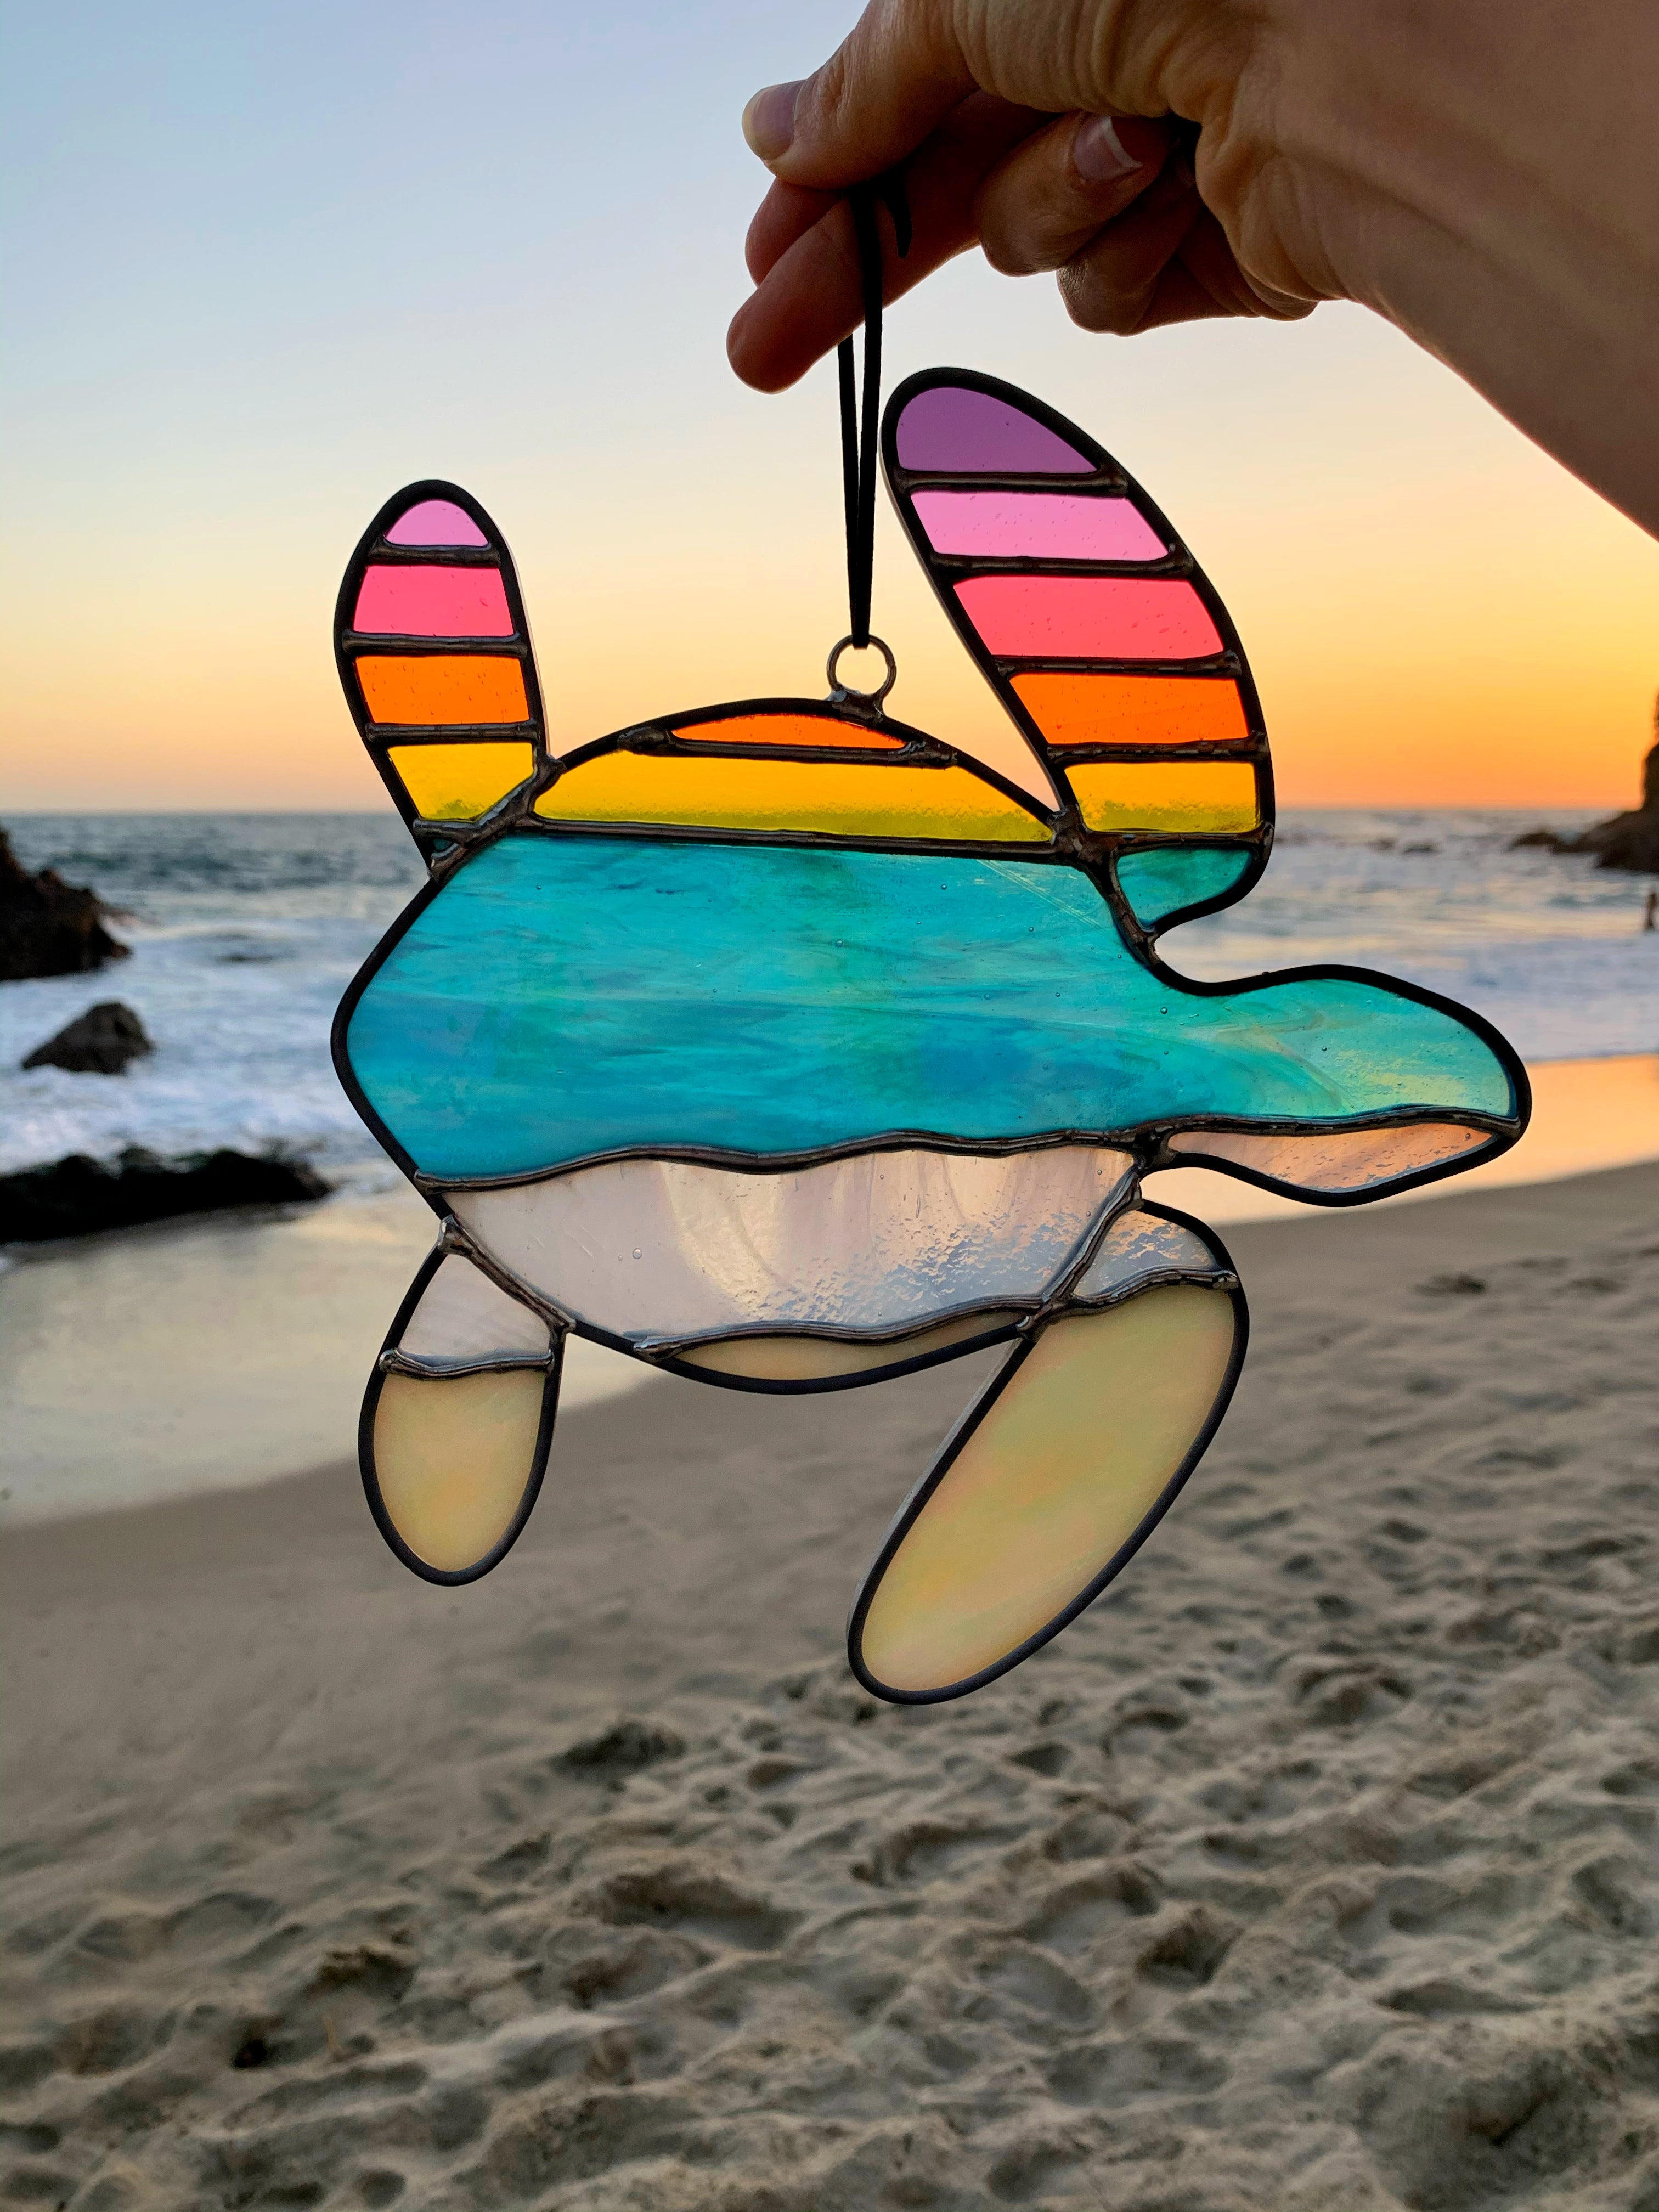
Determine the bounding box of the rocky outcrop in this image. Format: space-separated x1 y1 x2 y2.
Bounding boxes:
21 1001 153 1075
0 828 131 981
1572 757 1659 871
1510 720 1659 872
0 1147 331 1243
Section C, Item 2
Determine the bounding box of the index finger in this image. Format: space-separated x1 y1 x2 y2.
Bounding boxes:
729 96 1048 391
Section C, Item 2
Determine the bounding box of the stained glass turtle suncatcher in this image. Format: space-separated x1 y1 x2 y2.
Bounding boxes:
331 368 1527 1704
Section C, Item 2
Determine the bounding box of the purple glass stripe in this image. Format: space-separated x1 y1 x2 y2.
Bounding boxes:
385 499 489 547
895 386 1092 474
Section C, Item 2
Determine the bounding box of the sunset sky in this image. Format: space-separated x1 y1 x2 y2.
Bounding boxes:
3 1 1656 814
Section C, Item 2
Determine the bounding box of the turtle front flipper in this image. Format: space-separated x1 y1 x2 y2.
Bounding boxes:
334 483 550 857
362 1243 560 1583
848 1209 1246 1703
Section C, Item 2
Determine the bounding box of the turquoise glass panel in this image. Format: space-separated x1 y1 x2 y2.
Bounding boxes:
345 832 1517 1180
1116 845 1252 929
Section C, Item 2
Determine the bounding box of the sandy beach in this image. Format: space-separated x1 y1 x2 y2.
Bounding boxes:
3 1158 1656 2209
5 0 1658 2198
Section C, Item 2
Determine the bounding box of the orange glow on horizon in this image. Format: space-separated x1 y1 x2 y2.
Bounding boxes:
2 442 1654 816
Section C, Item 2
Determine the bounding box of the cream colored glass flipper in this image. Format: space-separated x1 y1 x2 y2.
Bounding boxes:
1163 1121 1494 1195
848 1220 1246 1702
362 1247 559 1583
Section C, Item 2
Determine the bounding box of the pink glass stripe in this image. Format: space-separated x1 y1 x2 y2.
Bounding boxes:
895 386 1092 473
913 491 1164 561
955 577 1221 660
354 565 513 638
385 499 488 547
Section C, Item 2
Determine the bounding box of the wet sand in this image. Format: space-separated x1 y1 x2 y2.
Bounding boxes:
3 1161 1657 2209
0 1187 641 1526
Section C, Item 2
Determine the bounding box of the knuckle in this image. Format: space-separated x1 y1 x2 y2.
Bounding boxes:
1058 262 1144 336
808 49 849 130
978 219 1043 278
975 146 1114 279
827 0 916 123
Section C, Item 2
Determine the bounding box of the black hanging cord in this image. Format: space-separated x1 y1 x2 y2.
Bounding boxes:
836 176 910 652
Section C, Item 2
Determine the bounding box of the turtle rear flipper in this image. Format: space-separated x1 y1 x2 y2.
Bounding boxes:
849 1214 1246 1704
362 1246 559 1583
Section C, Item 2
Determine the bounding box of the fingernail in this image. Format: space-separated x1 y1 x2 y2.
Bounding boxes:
743 80 803 161
1071 112 1160 184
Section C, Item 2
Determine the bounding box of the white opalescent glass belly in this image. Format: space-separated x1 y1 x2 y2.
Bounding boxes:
444 1145 1136 1341
398 1254 551 1364
1073 1209 1225 1301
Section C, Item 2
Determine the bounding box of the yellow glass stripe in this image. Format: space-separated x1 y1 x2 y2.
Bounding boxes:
1065 761 1259 833
534 753 1049 843
388 742 535 821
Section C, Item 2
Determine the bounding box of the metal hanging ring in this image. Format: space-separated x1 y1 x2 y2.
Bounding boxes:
825 633 898 709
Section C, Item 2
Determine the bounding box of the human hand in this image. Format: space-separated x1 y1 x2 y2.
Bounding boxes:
727 0 1318 395
727 0 1659 541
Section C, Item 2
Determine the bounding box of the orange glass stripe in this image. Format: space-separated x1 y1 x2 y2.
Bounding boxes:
673 711 905 751
357 655 529 727
1013 673 1249 748
535 753 1049 843
1065 761 1260 833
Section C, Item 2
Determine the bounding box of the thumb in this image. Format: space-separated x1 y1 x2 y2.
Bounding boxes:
742 2 977 188
741 0 1224 190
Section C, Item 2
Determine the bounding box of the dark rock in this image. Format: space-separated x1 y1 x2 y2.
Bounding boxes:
1579 797 1659 872
0 1147 331 1244
0 827 129 980
1509 714 1659 872
21 1001 153 1076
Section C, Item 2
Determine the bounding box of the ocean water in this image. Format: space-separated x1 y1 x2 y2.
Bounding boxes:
2 816 424 1183
1 809 1655 1180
